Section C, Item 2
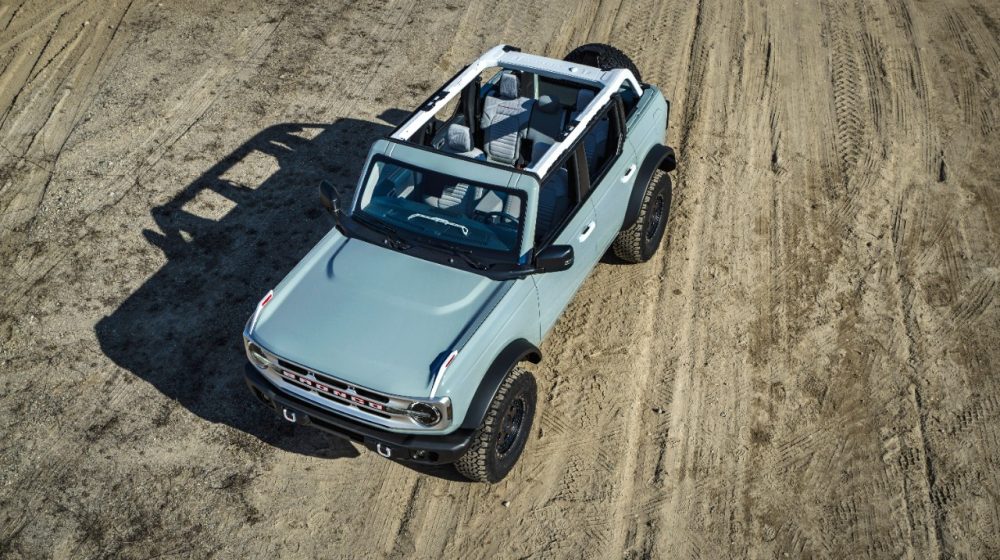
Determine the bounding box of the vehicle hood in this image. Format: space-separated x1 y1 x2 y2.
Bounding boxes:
249 230 501 396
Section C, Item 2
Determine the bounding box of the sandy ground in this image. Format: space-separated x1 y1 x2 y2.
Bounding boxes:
1 0 998 558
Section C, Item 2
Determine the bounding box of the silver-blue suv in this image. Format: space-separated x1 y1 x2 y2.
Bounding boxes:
243 44 677 482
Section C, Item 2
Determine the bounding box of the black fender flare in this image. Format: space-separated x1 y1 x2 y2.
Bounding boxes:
622 145 677 230
460 339 541 430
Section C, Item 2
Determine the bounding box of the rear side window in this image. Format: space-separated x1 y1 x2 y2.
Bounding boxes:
580 104 623 182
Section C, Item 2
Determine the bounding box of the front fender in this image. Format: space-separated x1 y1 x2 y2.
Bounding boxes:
460 339 541 430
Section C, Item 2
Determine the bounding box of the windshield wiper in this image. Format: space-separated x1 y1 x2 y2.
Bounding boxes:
351 212 411 250
412 237 491 271
407 213 469 236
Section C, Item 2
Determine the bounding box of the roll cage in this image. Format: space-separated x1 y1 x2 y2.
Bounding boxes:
390 44 643 177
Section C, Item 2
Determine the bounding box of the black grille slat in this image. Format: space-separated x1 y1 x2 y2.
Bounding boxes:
312 371 349 390
353 387 390 403
277 359 308 375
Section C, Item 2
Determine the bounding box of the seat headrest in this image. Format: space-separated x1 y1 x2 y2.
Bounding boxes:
576 89 595 111
498 71 519 99
445 123 472 153
536 95 560 114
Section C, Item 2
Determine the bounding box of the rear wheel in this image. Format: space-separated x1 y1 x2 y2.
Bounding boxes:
564 43 642 82
455 366 536 483
612 169 672 263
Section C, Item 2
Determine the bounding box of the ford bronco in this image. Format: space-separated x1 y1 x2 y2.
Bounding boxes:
243 44 676 482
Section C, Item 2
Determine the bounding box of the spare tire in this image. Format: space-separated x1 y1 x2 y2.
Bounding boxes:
564 43 642 82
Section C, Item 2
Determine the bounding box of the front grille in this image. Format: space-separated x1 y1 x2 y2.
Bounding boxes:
245 337 451 431
272 359 389 404
274 366 396 419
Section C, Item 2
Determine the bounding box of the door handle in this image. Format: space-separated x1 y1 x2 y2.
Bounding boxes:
620 164 637 182
578 221 596 242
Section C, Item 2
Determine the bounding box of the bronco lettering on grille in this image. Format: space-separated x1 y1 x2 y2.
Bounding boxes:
279 370 387 412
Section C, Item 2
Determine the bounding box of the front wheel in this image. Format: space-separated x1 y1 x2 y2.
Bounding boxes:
455 367 536 483
612 170 672 263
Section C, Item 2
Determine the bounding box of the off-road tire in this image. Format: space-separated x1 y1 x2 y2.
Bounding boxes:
454 366 536 483
613 169 672 263
564 43 642 82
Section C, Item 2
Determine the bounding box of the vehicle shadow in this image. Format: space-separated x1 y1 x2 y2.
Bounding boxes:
96 112 424 461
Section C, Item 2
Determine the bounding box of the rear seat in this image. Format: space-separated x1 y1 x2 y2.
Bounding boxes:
525 95 566 163
480 71 534 165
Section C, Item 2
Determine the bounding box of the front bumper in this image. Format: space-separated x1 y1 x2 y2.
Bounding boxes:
244 364 474 464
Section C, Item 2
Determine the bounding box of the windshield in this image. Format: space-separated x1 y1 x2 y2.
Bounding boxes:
355 158 525 254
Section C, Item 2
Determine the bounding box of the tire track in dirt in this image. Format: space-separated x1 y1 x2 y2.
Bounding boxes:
594 0 716 555
0 1 285 315
0 0 134 257
491 2 707 555
660 4 761 553
0 0 85 55
0 1 291 550
619 0 985 556
820 0 893 231
822 0 867 177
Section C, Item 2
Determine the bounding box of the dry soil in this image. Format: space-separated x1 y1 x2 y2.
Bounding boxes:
1 0 999 558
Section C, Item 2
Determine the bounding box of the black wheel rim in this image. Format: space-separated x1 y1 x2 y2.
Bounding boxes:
646 194 666 241
495 396 526 457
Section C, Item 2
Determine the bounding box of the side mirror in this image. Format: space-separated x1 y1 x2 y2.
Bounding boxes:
535 245 574 273
319 181 340 216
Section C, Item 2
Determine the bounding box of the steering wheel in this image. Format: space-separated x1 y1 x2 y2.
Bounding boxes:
481 211 518 226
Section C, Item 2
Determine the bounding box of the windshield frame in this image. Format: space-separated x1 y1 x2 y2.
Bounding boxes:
351 154 529 262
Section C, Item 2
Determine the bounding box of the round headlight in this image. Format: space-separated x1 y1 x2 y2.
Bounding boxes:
407 402 442 426
247 342 271 369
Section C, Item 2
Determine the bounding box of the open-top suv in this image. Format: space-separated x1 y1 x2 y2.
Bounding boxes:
243 44 677 482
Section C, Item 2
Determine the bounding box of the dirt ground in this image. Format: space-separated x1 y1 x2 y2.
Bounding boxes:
1 0 998 558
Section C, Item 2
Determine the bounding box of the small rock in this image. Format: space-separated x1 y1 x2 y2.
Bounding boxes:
720 411 726 417
83 20 89 26
502 500 510 508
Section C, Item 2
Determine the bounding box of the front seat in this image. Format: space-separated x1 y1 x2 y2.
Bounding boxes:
424 124 481 210
440 123 485 160
480 71 535 165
